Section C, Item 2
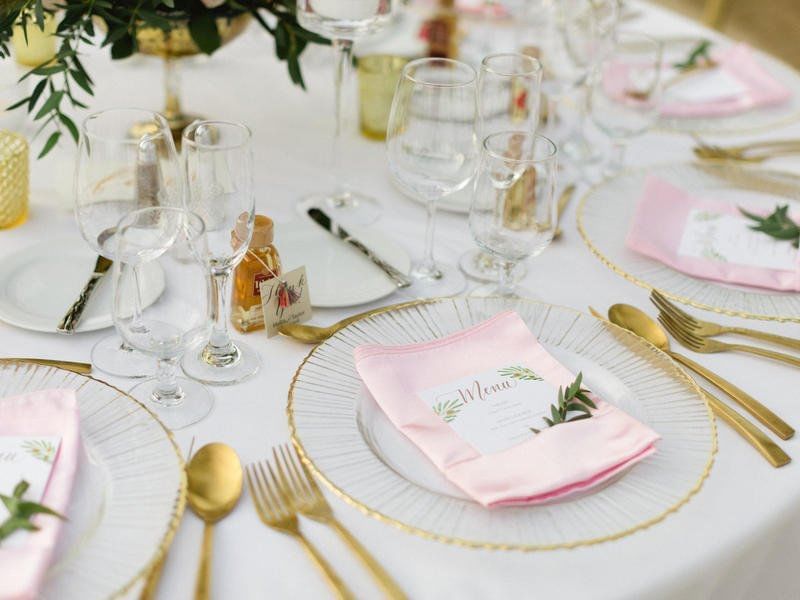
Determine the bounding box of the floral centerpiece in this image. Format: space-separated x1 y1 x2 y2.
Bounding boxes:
0 1 328 156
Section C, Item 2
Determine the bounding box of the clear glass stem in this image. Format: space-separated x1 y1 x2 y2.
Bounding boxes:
606 140 627 176
201 270 240 368
414 198 439 279
129 264 148 334
331 38 354 200
497 260 516 296
164 56 182 123
574 84 589 138
151 356 184 407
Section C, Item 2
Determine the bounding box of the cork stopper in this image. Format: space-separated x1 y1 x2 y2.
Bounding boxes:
232 213 274 249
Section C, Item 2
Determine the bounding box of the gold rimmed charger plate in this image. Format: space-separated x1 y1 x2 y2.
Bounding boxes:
578 163 800 322
0 360 186 599
288 297 716 550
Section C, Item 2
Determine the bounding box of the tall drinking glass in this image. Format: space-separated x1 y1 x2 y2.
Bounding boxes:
298 0 394 225
469 132 558 298
589 32 663 177
113 207 213 430
180 121 259 386
74 108 181 378
387 58 479 297
459 53 543 283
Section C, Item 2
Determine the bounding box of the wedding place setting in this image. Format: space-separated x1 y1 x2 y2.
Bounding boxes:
2 0 800 598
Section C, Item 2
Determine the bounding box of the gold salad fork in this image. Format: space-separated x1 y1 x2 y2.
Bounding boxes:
658 312 800 369
651 291 800 352
246 460 354 600
274 444 407 600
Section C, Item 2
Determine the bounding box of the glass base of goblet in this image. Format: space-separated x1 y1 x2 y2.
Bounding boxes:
181 339 261 386
561 132 602 165
128 376 213 430
90 334 155 379
299 190 382 226
405 262 467 298
458 249 528 283
470 282 537 300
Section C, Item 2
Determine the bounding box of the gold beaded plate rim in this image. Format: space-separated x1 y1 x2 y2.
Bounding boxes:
577 162 800 323
0 360 187 599
287 297 717 551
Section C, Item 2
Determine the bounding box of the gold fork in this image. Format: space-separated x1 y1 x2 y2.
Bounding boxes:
274 444 407 600
659 312 800 368
650 291 800 352
692 134 800 162
246 460 354 600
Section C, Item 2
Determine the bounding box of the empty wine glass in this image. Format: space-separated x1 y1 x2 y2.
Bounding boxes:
180 120 260 386
589 31 663 176
459 52 543 284
298 0 394 225
113 207 213 430
387 58 479 297
74 108 182 378
469 131 558 298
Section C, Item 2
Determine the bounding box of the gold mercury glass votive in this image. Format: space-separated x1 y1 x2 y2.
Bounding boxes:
0 131 29 229
358 55 409 141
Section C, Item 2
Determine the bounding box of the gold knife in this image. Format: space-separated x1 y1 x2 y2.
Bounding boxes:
58 255 113 334
553 184 576 239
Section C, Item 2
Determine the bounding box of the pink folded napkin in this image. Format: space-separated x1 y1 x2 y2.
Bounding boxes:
626 175 800 291
0 389 80 600
661 44 791 118
354 311 659 507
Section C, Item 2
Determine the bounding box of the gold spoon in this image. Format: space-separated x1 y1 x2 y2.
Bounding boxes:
595 304 790 467
187 443 243 600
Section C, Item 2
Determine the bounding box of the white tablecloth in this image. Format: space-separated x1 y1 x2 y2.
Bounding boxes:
3 2 800 598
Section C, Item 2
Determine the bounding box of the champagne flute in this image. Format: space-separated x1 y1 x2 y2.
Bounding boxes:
387 58 479 297
74 108 181 378
180 120 260 386
469 131 558 298
113 207 213 430
298 0 394 225
589 31 663 176
459 53 543 284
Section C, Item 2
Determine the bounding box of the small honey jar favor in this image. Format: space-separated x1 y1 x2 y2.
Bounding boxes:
231 215 281 333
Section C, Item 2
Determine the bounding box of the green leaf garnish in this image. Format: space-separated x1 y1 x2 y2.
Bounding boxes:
740 205 800 248
0 479 64 545
531 372 596 433
673 39 714 71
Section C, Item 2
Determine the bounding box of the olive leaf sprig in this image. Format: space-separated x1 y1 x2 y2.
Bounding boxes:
0 479 64 544
740 205 800 248
673 39 713 71
530 372 596 434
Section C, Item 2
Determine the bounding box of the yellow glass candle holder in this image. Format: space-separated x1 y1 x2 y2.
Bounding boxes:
0 131 29 229
358 55 409 141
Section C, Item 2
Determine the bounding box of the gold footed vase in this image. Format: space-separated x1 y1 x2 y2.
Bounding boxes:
134 14 251 140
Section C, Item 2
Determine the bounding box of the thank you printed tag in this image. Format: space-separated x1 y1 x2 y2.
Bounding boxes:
259 266 312 337
418 364 558 455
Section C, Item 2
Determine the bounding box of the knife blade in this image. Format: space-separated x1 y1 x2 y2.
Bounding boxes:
307 208 412 288
57 255 114 334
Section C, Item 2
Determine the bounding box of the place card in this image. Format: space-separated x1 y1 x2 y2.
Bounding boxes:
668 68 747 103
0 435 61 547
418 364 558 455
259 266 312 338
678 208 799 270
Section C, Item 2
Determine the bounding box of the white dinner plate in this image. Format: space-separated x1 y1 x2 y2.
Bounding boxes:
0 361 185 600
0 237 165 333
276 219 411 308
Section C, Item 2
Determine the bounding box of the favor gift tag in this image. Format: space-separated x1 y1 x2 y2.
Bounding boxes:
259 266 312 337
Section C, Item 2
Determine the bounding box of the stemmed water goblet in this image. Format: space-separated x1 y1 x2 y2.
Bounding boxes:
469 131 558 298
386 58 479 297
74 108 181 378
113 207 213 430
459 52 543 284
180 120 259 386
297 0 394 225
589 32 663 177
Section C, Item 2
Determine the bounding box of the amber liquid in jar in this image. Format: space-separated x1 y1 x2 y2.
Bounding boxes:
231 215 281 333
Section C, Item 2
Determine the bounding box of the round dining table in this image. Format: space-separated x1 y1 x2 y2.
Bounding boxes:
2 1 800 598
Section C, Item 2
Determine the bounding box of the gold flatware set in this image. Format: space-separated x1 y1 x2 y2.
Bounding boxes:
692 135 800 163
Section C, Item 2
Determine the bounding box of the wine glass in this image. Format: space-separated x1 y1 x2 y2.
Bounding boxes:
298 0 394 225
469 131 558 298
589 32 663 176
180 120 260 386
113 207 213 430
387 58 479 297
459 53 543 284
74 108 182 378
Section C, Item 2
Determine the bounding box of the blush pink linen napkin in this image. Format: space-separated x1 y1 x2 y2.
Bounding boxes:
353 311 659 507
626 175 800 291
0 389 80 600
660 44 791 118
